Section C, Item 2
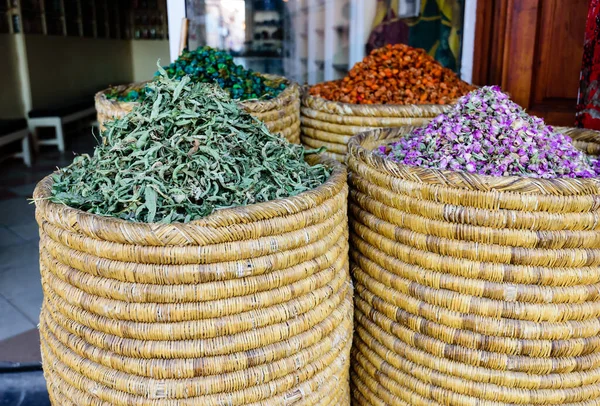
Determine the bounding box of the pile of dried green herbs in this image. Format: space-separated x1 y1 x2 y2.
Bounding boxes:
48 67 330 223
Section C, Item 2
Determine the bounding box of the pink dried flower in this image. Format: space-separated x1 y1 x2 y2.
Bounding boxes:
377 86 599 179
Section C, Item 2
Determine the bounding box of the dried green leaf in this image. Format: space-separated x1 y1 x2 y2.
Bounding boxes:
48 69 330 223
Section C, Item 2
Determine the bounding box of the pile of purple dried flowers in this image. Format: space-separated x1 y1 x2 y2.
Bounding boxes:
377 86 600 178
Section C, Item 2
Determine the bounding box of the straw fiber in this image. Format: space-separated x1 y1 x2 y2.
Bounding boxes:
35 156 351 405
347 126 600 405
94 74 301 144
94 81 144 131
300 92 449 161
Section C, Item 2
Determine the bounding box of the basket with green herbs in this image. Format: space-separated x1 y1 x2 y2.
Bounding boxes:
95 47 301 142
347 86 600 405
36 68 352 405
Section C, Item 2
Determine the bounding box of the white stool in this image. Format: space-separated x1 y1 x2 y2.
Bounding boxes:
28 105 96 153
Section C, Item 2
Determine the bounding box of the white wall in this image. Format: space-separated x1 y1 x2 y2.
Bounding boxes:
131 40 170 82
0 35 174 116
461 0 477 83
25 36 133 110
167 0 187 62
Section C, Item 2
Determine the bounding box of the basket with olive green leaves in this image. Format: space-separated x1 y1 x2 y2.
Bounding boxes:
37 73 351 405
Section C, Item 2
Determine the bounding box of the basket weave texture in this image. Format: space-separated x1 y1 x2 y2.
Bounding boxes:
347 126 600 405
301 92 450 161
35 156 352 405
94 74 301 144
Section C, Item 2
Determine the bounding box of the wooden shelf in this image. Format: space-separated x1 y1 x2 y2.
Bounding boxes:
6 0 166 39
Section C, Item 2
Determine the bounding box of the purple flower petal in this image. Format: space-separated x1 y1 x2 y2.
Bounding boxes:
376 86 598 179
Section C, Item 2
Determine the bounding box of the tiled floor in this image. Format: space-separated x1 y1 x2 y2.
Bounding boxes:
0 125 96 361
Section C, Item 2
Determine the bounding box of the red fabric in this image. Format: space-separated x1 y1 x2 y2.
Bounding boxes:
577 0 600 129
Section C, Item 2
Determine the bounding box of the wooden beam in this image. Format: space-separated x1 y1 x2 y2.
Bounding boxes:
501 0 540 108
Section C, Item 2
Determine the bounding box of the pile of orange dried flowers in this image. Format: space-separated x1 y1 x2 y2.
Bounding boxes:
309 44 474 105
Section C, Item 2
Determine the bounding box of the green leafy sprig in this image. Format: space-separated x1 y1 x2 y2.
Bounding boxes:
49 66 329 223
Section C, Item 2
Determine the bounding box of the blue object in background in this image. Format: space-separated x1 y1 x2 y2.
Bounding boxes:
0 364 50 406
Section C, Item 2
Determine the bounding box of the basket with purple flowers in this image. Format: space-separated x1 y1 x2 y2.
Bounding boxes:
347 86 600 405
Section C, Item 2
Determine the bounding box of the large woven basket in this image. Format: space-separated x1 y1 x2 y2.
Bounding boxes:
94 81 146 131
347 126 600 405
301 92 450 161
95 75 301 144
34 155 352 405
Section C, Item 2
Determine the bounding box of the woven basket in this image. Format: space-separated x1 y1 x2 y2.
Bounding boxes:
34 155 352 405
94 81 146 131
95 75 301 144
301 92 450 161
347 126 600 405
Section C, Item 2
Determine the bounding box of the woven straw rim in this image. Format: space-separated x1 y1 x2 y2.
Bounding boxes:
96 75 298 113
94 81 150 112
348 126 600 195
239 74 300 113
34 155 344 243
301 106 433 127
347 155 600 214
302 88 452 118
36 179 345 248
349 169 600 230
255 103 298 125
